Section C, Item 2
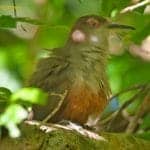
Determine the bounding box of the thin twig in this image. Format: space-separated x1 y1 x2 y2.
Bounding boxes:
116 85 148 116
109 84 147 101
42 90 68 123
121 0 150 13
12 0 28 32
100 84 148 131
12 0 17 17
126 88 150 133
107 85 146 131
99 111 118 125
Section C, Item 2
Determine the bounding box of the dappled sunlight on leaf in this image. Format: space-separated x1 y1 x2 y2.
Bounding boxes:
11 87 48 105
0 104 28 138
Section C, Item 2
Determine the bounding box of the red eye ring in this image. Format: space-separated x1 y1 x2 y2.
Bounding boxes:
86 18 100 28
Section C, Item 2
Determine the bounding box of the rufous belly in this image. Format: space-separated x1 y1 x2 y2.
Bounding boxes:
56 83 107 125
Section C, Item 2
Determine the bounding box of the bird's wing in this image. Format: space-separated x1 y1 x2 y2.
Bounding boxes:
29 56 70 121
29 56 70 92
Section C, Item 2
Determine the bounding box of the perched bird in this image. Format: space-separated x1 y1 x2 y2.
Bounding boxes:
29 15 134 127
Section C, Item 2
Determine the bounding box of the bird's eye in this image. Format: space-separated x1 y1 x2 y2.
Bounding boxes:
86 18 100 28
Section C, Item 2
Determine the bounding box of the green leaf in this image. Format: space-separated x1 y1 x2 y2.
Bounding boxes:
0 87 12 112
140 114 150 130
65 0 102 17
108 52 150 93
0 87 12 101
10 87 48 105
0 15 44 28
6 123 21 138
0 15 16 28
16 17 44 25
78 0 84 3
0 104 27 138
100 0 130 16
136 132 150 141
0 104 27 125
36 26 69 49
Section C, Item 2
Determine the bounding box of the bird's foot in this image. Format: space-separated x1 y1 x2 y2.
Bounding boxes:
58 119 72 126
83 124 95 131
65 121 106 141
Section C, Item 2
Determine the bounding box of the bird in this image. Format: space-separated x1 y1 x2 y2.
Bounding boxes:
29 15 134 127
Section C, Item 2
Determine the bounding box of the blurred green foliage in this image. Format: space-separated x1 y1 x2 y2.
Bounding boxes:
108 53 150 94
0 87 47 137
0 0 149 139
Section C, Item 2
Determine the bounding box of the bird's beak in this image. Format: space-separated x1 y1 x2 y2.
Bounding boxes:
107 24 135 30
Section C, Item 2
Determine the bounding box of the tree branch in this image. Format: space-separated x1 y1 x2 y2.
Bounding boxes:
121 0 150 13
126 91 150 133
0 123 150 150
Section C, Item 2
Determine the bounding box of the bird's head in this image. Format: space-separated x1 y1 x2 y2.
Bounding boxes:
69 15 134 50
